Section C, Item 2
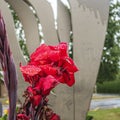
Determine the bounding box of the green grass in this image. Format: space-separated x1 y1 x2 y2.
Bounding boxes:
88 108 120 120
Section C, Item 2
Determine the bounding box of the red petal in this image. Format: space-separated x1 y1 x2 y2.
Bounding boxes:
38 75 59 96
30 44 50 62
48 42 68 60
20 65 41 76
40 65 57 76
56 72 75 86
50 113 61 120
67 72 75 86
27 86 33 93
17 114 29 120
63 57 79 72
59 42 68 55
31 95 42 107
49 50 60 61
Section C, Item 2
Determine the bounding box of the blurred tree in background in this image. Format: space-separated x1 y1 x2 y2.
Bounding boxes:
97 0 120 83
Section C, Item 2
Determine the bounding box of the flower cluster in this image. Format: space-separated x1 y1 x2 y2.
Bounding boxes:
17 42 78 120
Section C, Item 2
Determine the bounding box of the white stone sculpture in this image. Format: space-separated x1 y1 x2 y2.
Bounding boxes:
0 0 109 119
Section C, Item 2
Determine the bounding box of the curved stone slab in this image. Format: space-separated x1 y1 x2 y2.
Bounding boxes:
68 0 109 120
0 0 26 99
27 0 58 45
6 0 40 54
49 1 74 119
57 0 71 42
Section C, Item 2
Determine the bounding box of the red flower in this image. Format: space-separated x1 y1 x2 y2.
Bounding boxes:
19 42 78 119
27 86 42 107
31 94 42 107
17 114 29 120
35 75 59 96
20 65 42 84
55 57 78 86
40 64 57 76
29 42 68 66
20 65 41 76
50 113 61 120
25 75 58 106
62 57 78 72
20 42 78 86
30 44 52 64
45 108 61 120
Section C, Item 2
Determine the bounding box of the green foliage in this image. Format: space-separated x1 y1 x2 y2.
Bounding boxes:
0 72 3 81
0 71 3 84
86 115 93 120
97 80 120 94
97 1 120 83
0 114 7 120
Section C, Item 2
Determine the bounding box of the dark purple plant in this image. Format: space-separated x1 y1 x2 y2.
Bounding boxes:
0 12 17 120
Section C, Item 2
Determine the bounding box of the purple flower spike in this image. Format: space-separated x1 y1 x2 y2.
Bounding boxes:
0 12 17 120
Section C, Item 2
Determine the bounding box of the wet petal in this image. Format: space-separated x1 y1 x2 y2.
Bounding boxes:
63 57 79 72
20 65 41 76
40 64 57 76
17 114 29 120
37 75 59 96
31 95 42 107
30 44 50 62
50 113 61 120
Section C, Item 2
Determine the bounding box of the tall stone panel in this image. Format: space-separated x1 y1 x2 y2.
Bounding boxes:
69 0 109 119
0 0 26 99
